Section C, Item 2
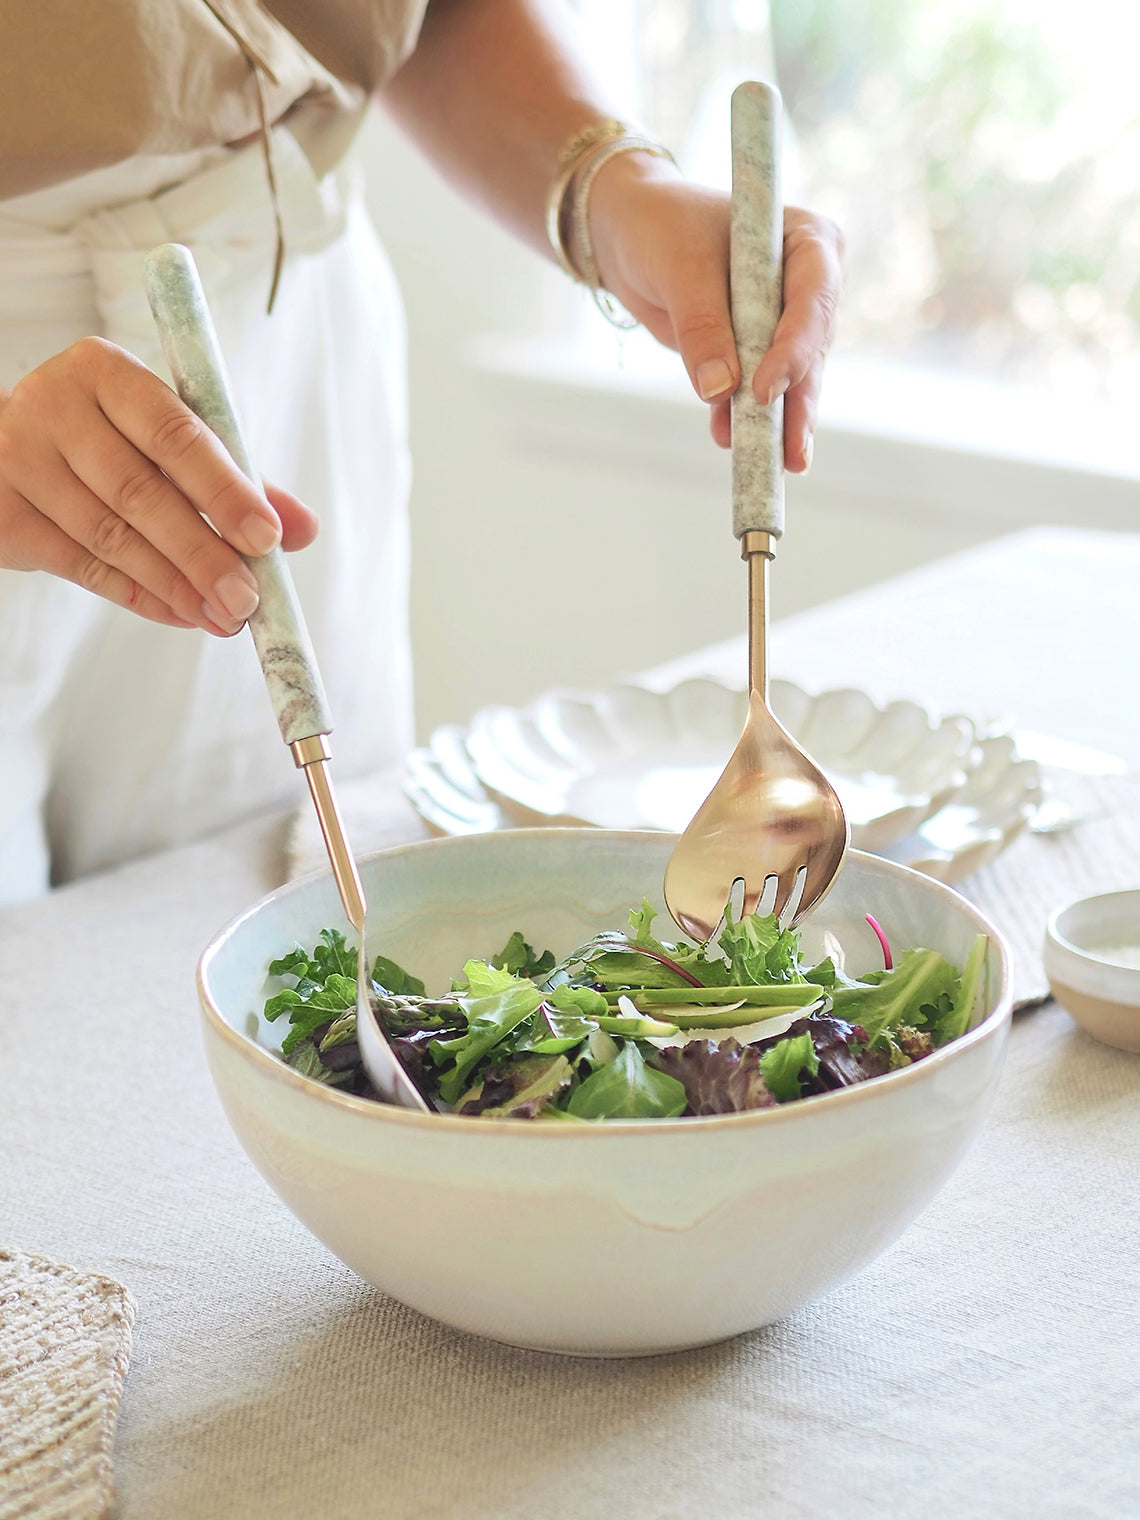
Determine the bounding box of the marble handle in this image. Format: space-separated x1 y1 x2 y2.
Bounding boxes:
731 81 784 540
143 243 333 745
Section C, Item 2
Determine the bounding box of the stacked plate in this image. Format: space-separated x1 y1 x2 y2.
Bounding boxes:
405 677 1044 884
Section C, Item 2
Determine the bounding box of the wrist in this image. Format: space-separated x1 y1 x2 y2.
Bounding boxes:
584 146 679 229
571 148 678 287
544 119 677 328
563 142 677 331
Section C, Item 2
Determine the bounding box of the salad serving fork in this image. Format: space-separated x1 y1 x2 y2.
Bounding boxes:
664 82 848 944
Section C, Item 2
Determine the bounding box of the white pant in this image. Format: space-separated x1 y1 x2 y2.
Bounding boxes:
0 129 413 903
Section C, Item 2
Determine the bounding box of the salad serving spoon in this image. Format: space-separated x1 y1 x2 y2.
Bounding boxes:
144 243 429 1113
664 83 848 945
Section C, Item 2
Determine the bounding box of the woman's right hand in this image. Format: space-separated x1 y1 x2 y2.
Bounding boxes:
0 337 319 634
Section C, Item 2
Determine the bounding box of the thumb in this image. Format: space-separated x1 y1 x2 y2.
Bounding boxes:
263 479 320 553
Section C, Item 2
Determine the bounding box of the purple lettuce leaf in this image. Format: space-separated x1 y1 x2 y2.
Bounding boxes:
649 1038 779 1116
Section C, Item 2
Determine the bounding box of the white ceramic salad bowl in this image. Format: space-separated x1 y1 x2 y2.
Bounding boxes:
198 830 1011 1357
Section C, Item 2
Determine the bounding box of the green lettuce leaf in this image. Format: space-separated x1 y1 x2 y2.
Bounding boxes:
433 982 544 1103
566 1041 688 1120
927 934 988 1045
830 948 960 1042
758 1030 820 1101
457 959 522 998
804 956 840 989
263 986 304 1021
492 931 556 981
628 899 659 940
718 910 808 986
563 903 735 991
264 963 358 1055
266 945 314 980
278 1004 342 1055
268 927 356 982
370 955 425 997
515 1003 598 1056
549 984 609 1018
307 973 358 1009
627 901 737 986
578 949 702 991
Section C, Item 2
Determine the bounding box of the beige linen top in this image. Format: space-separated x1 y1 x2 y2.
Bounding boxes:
0 0 429 201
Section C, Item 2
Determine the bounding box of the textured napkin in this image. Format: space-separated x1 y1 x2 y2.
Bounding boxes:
0 1250 135 1520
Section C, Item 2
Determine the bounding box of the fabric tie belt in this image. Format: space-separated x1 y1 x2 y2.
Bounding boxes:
0 125 353 362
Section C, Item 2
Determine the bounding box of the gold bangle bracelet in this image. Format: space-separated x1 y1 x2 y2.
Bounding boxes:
544 119 631 281
571 136 678 327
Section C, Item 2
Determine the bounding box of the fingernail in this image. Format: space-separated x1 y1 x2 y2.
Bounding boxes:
241 511 281 557
201 603 238 635
801 434 814 473
765 377 790 407
696 358 734 400
212 573 259 623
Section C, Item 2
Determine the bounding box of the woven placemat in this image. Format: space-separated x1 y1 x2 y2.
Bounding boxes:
0 1249 135 1520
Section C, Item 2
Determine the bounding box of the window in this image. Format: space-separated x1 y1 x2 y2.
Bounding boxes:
619 0 1140 411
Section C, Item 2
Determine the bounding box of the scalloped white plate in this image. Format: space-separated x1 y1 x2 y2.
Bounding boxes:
405 678 1043 885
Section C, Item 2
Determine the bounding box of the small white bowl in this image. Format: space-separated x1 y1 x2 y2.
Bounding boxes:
1044 889 1140 1053
198 831 1011 1357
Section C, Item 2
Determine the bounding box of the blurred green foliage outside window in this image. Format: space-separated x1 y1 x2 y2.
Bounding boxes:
635 0 1140 402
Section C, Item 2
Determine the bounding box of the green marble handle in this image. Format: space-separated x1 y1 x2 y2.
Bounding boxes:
143 243 333 745
731 81 785 540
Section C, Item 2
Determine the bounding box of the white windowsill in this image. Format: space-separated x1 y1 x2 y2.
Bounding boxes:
467 331 1139 534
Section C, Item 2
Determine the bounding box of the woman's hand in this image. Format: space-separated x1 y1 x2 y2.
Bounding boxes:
587 156 843 470
0 337 319 633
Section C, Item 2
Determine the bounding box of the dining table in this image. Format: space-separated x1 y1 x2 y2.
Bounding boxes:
2 524 1138 1520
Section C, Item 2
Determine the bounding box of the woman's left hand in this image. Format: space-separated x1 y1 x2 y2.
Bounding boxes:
587 156 843 470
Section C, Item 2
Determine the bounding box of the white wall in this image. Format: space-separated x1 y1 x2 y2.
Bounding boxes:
358 113 1136 739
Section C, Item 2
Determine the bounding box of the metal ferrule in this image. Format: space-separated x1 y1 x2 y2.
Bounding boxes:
290 733 332 769
740 529 776 562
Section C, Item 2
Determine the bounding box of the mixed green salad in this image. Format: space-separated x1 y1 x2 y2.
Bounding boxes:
262 904 988 1121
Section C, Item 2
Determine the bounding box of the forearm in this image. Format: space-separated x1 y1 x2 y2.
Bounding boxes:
380 0 623 258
